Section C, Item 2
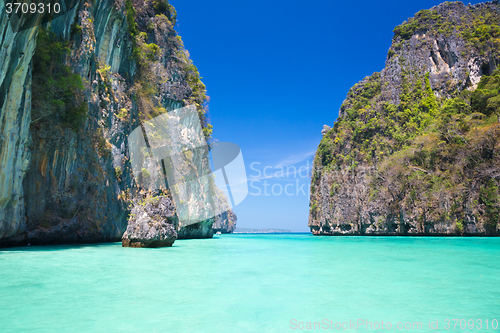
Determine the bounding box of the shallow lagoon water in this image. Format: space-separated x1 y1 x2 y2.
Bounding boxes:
1 234 499 332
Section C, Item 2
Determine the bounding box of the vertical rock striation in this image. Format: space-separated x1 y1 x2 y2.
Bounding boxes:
0 0 236 246
0 8 41 243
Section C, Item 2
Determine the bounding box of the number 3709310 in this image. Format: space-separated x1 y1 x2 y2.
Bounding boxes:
6 2 61 14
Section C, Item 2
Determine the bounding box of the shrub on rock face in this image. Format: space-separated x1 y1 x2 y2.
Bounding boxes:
122 196 178 248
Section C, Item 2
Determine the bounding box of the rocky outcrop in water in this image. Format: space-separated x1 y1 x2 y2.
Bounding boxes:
310 1 500 236
122 196 177 248
0 0 235 247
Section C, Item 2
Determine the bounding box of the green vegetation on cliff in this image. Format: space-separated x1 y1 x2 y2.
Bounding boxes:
31 29 87 131
318 69 441 171
125 0 212 140
392 4 500 56
393 9 446 40
375 70 499 233
316 68 500 233
311 2 500 235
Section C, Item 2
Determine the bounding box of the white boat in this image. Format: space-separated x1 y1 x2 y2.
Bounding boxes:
215 231 222 236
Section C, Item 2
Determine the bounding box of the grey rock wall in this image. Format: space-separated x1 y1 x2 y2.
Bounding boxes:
310 1 500 236
0 0 236 246
0 7 40 242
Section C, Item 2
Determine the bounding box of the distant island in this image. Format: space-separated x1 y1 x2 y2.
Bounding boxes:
233 228 292 234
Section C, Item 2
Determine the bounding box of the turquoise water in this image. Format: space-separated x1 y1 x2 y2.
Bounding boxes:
1 234 499 332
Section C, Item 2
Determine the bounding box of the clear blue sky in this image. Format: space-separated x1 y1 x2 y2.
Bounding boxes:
171 0 484 232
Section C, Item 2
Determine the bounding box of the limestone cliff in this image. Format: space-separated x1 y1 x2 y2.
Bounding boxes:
0 0 236 246
211 187 237 234
212 210 237 234
310 1 500 236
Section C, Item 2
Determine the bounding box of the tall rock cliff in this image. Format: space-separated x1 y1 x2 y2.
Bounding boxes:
211 187 237 234
0 0 235 246
310 1 500 236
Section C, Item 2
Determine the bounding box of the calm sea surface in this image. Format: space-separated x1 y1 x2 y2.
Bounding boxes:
1 234 499 332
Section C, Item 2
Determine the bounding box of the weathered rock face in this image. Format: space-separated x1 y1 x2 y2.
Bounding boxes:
175 187 238 238
0 11 39 243
176 219 215 239
18 0 135 246
0 0 230 246
137 105 235 240
379 1 497 106
310 1 500 236
122 196 177 248
212 210 237 234
211 187 237 234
